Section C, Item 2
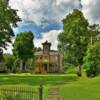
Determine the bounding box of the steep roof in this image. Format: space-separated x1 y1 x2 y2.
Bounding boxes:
42 40 51 45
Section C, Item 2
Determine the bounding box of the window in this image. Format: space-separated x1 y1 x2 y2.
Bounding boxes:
40 56 42 59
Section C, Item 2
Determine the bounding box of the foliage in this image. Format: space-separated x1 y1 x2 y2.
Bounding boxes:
26 58 34 70
0 0 20 49
3 53 15 70
13 58 20 68
13 31 34 70
0 48 3 62
88 24 100 44
34 47 42 52
58 9 89 67
83 42 100 77
65 65 76 74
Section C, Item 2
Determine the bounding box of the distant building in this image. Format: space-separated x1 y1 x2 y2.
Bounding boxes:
34 40 63 73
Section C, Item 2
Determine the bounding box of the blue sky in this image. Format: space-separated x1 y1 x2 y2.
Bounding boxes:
14 21 63 38
9 0 81 38
5 0 100 53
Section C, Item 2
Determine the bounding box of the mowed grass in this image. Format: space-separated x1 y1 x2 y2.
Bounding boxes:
60 76 100 100
0 73 77 100
0 74 100 100
0 73 77 86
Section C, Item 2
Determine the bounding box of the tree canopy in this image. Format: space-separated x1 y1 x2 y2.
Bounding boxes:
13 31 34 70
58 9 89 66
0 0 20 49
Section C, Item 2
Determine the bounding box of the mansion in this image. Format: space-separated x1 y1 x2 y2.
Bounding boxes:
34 40 63 73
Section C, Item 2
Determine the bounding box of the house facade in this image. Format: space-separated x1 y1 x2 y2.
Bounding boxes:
34 40 63 73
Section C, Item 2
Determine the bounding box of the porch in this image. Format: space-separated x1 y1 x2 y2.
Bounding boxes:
34 63 59 73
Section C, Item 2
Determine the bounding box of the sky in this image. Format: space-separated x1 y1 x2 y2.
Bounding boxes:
4 0 100 53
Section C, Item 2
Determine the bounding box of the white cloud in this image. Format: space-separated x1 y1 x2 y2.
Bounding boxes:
4 30 62 54
3 43 13 54
7 0 100 53
82 0 100 24
9 0 100 26
9 0 80 26
34 30 62 50
3 38 15 54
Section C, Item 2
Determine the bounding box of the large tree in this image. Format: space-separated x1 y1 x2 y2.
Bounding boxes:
83 41 100 77
58 9 90 73
0 0 20 53
13 31 34 70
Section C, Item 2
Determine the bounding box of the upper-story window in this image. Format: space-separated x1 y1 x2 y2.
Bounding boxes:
40 56 42 59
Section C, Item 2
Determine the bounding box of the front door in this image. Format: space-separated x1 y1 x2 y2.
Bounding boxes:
44 64 47 72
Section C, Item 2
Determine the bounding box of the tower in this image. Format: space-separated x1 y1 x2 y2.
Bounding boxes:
42 40 51 54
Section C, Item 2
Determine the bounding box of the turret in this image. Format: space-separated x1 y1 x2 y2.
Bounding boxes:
42 40 51 54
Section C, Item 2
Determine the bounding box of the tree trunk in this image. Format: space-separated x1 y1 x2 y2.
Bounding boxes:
20 60 23 71
77 64 82 77
24 62 26 71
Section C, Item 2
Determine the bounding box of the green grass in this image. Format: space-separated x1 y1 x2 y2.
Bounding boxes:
0 73 77 86
0 73 77 100
60 76 100 100
0 73 100 100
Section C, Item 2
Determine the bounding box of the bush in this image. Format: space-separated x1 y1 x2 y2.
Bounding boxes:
83 42 100 77
3 54 15 70
65 64 76 74
12 67 20 73
77 71 82 77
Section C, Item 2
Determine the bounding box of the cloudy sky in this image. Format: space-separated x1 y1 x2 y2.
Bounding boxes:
5 0 100 53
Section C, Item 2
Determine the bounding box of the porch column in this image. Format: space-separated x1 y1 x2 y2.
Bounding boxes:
47 63 49 72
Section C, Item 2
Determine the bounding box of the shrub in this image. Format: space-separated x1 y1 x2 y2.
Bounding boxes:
83 42 100 77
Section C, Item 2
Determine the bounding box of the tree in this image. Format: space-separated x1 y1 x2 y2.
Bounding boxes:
34 47 42 52
58 9 89 67
88 24 100 45
0 0 20 58
26 58 34 70
13 31 34 70
83 41 100 77
3 53 15 70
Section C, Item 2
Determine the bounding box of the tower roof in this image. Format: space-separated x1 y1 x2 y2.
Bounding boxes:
42 40 51 45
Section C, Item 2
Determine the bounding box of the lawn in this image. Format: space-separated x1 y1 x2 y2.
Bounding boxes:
60 76 100 100
0 73 77 86
0 73 100 100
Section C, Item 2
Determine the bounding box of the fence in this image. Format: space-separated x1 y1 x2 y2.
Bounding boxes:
0 85 42 100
